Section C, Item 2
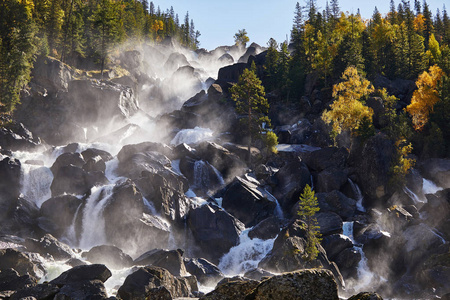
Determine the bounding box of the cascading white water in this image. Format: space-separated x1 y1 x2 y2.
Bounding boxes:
78 185 115 249
20 164 53 208
170 127 214 146
348 178 365 212
63 203 83 246
403 186 426 204
218 229 276 276
422 178 443 194
342 222 375 291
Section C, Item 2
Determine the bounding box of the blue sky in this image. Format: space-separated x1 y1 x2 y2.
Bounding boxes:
162 0 448 50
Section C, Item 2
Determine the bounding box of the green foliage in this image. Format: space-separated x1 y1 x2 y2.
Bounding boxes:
230 63 272 161
0 0 37 113
297 184 321 261
263 130 278 154
390 139 416 187
234 29 249 48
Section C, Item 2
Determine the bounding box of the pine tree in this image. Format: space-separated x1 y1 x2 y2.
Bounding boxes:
423 1 433 49
230 62 271 164
297 184 321 262
264 38 279 92
293 2 303 31
330 0 340 22
389 0 397 24
234 29 249 48
149 1 154 15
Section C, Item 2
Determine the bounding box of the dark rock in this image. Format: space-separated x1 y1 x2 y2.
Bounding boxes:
301 147 348 172
56 165 108 197
39 195 81 237
81 149 113 163
0 157 21 216
31 56 73 94
83 155 106 173
348 292 383 300
3 198 41 238
54 280 108 300
0 249 45 279
50 152 85 176
238 45 261 63
164 52 190 73
272 156 311 212
247 269 339 300
334 248 361 278
243 268 274 281
0 122 41 151
222 143 261 166
350 134 395 206
50 264 111 286
24 234 74 260
66 79 139 126
179 158 223 196
316 191 357 220
117 142 173 166
0 269 36 293
121 50 141 70
84 245 133 270
184 258 224 285
200 277 259 300
65 258 87 268
248 217 282 240
218 53 234 64
134 249 187 277
222 176 277 227
321 234 353 260
217 63 248 83
196 142 246 183
10 283 59 300
118 151 171 180
172 143 199 160
187 204 244 263
419 159 450 189
316 168 348 194
421 190 450 240
117 266 191 299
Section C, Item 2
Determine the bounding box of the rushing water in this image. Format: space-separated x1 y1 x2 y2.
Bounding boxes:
348 178 365 212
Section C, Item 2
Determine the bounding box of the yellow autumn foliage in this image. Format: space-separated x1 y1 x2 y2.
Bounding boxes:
322 66 374 137
406 65 444 131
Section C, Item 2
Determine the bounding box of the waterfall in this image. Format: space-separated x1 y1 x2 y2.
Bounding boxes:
192 160 224 195
422 178 443 195
348 179 365 212
218 229 276 276
342 222 375 291
63 203 83 246
403 186 426 204
20 164 53 208
79 185 115 249
170 127 214 146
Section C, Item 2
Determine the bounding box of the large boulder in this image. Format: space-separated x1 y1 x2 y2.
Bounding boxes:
315 168 348 193
50 165 108 197
0 157 21 216
53 280 108 300
221 176 277 227
248 216 283 240
0 269 36 293
117 266 191 299
39 195 82 238
350 134 395 206
50 264 111 286
179 158 223 195
217 63 248 83
83 245 133 270
50 152 85 176
301 147 348 173
31 56 73 94
418 159 450 189
200 277 259 300
66 79 139 126
24 234 74 260
196 142 246 183
0 120 41 151
316 190 357 220
134 249 187 277
321 234 353 260
187 204 244 263
316 212 344 236
247 269 339 300
0 249 45 279
348 292 383 300
184 258 224 285
9 283 60 300
272 156 311 212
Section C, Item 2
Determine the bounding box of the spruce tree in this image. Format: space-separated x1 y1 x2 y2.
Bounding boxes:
297 184 321 261
264 38 279 92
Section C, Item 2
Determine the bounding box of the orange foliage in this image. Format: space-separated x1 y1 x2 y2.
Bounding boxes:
413 14 425 33
406 65 444 131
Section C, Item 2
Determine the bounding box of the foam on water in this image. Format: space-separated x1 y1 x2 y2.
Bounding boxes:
348 178 365 212
20 164 53 208
79 185 115 249
422 178 443 195
170 127 214 146
218 229 276 276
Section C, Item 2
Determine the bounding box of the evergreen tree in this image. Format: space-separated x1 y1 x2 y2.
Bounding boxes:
423 1 433 49
234 29 249 48
330 0 340 22
293 2 303 31
414 0 421 15
141 0 148 14
0 0 37 113
264 38 279 92
297 184 321 262
389 0 397 24
230 62 271 164
149 1 154 15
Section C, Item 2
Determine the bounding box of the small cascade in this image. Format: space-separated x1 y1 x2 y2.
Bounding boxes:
342 222 375 291
79 185 115 249
420 223 447 245
194 160 208 188
348 179 365 212
63 203 83 246
403 186 425 204
422 178 443 195
258 187 284 219
218 229 276 276
20 164 53 208
310 175 314 191
170 127 214 146
193 160 224 195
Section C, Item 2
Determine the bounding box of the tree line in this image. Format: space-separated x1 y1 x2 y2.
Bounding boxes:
0 0 200 114
262 0 450 161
